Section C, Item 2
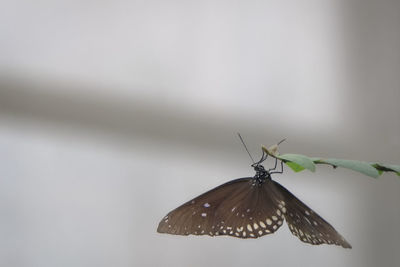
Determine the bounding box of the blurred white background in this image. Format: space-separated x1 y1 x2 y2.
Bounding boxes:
0 0 399 266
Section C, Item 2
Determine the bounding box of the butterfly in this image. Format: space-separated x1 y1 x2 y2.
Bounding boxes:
157 138 352 249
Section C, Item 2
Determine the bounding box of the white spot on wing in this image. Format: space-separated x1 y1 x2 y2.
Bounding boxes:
204 203 210 208
201 213 207 217
247 224 253 232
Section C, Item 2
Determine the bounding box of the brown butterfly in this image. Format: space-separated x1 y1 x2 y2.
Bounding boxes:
157 137 351 248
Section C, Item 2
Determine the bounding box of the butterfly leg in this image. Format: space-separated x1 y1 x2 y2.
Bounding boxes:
268 157 278 171
270 160 283 174
261 151 268 163
252 150 268 167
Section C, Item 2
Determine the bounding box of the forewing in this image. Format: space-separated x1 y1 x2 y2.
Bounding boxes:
272 181 352 248
157 178 285 238
157 178 251 236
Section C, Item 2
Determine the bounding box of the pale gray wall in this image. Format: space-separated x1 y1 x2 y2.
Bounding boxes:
0 1 399 266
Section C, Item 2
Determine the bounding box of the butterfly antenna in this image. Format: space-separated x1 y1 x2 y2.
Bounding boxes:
277 138 286 145
237 133 255 164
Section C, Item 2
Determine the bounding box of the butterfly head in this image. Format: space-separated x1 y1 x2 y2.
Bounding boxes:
252 163 266 172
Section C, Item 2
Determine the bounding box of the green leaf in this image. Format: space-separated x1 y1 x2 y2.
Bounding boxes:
386 164 400 176
285 161 306 172
381 164 400 174
261 143 398 178
322 159 380 178
373 163 400 176
278 154 316 172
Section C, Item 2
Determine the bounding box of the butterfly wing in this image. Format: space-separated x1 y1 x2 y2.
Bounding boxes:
157 178 250 236
158 176 351 247
272 180 352 248
157 178 285 238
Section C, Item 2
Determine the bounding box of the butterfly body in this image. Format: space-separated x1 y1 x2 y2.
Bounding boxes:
158 162 352 249
252 164 271 186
